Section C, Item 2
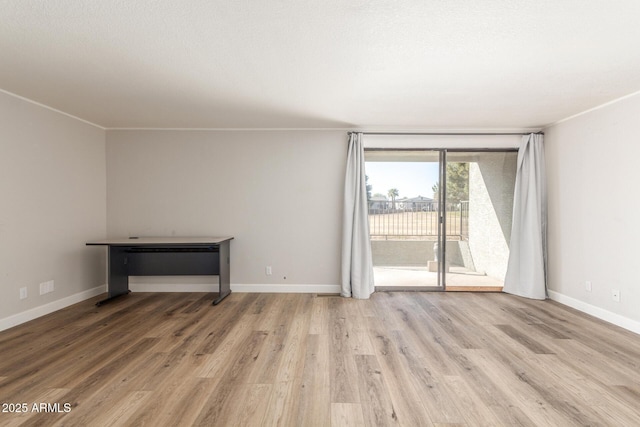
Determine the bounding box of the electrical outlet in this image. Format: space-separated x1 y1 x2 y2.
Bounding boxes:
20 287 28 300
39 282 47 295
265 266 272 276
585 281 592 292
612 289 620 302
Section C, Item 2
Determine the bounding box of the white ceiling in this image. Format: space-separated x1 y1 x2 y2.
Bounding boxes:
2 1 640 130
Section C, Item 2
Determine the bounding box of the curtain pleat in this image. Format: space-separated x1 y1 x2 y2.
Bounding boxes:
341 133 375 299
504 133 547 299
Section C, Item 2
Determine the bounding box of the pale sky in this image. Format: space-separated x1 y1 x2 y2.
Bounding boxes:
365 161 439 199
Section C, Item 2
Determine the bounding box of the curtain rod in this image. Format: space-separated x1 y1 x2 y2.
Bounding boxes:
349 131 543 136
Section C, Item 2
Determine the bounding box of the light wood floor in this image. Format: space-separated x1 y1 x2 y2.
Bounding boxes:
1 292 640 426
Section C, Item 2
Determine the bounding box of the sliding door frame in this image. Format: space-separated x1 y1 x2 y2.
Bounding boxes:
438 148 518 290
366 148 446 292
367 147 518 292
438 149 447 290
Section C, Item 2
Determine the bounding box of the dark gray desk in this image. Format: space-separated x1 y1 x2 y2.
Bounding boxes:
86 237 233 306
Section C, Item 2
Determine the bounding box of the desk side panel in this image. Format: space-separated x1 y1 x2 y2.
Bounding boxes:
108 246 130 298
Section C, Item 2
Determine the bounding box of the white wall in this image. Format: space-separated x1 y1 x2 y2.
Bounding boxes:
106 130 345 289
0 91 107 328
546 93 640 329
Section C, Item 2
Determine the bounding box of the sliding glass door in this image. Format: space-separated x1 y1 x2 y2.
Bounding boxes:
365 149 517 291
365 150 445 290
444 151 517 291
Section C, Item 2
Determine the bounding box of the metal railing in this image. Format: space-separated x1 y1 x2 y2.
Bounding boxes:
368 200 469 240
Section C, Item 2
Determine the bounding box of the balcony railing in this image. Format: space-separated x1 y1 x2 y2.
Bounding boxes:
368 200 469 240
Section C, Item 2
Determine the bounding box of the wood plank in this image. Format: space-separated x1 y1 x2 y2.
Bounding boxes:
331 402 366 427
328 297 361 404
390 330 465 425
216 383 272 426
189 330 269 426
86 390 151 427
245 294 297 385
261 381 297 427
442 374 505 427
296 333 331 427
274 293 313 383
308 295 329 335
494 324 555 354
366 317 434 426
355 354 399 426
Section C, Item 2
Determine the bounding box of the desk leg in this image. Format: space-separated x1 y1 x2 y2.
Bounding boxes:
96 290 131 306
97 246 131 306
213 241 231 305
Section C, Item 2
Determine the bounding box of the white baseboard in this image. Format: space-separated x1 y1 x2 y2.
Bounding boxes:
548 290 640 335
232 284 341 294
0 285 106 332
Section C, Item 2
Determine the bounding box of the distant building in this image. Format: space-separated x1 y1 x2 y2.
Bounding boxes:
368 195 388 213
403 195 435 211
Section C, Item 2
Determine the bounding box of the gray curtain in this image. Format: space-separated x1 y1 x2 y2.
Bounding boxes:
341 132 375 299
504 133 547 299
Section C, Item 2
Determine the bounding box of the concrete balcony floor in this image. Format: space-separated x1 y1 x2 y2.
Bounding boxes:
373 265 504 290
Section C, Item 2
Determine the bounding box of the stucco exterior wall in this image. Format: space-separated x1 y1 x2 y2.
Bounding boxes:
467 153 516 280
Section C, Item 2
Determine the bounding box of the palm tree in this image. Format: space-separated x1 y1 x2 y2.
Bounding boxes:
388 188 399 211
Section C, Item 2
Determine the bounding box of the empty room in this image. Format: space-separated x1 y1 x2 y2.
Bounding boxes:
1 1 640 426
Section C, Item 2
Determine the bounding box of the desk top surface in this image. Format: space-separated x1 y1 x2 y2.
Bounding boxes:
86 236 233 246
